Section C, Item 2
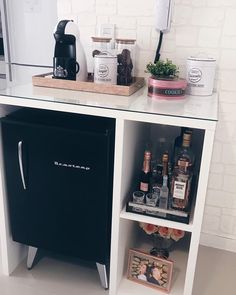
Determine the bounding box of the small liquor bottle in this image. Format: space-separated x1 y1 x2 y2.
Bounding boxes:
171 131 194 211
158 175 169 218
139 149 152 193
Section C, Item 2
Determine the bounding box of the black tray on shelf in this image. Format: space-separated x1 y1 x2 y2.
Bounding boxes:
126 201 190 224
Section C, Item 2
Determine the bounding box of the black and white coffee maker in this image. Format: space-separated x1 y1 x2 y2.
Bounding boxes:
53 20 87 81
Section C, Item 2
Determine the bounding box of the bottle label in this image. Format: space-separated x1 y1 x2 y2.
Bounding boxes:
140 182 149 192
143 159 151 173
148 86 185 96
178 159 190 168
173 180 186 200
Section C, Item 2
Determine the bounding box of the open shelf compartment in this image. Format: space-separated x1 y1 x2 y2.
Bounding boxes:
119 119 205 227
114 219 191 295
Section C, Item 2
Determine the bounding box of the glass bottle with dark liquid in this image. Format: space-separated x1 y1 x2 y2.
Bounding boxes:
139 149 152 193
171 131 194 211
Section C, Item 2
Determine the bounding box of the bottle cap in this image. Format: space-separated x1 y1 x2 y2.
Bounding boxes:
182 132 191 147
162 152 169 162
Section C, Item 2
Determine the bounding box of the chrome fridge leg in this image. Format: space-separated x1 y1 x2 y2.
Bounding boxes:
27 246 38 270
96 262 109 289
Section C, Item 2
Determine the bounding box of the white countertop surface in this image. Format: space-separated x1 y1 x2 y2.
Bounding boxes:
0 83 218 123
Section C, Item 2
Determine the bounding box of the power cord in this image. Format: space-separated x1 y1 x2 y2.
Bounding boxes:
154 31 163 63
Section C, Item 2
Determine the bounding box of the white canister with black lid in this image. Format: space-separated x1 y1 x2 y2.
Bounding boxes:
186 56 216 96
94 53 117 85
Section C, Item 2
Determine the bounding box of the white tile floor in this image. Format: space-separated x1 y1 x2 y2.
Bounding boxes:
0 255 106 295
0 245 235 295
192 246 236 295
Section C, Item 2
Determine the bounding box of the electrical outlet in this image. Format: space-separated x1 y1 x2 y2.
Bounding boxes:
99 24 115 39
98 24 116 49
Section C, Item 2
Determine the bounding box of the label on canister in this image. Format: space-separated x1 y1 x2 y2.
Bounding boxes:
186 56 216 96
94 54 117 85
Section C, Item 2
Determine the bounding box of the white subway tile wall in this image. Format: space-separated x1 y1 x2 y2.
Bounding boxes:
57 0 236 251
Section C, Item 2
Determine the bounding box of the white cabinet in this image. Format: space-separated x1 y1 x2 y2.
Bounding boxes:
109 118 215 295
0 84 217 295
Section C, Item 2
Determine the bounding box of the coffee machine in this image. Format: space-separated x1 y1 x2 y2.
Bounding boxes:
53 20 87 81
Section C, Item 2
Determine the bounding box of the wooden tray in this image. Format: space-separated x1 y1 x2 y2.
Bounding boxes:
32 73 145 96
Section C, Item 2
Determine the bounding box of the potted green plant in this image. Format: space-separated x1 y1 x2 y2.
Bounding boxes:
146 59 187 99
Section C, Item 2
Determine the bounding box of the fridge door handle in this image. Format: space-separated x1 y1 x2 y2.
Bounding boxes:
18 141 27 190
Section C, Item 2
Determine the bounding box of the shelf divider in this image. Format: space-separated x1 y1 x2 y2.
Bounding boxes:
120 207 194 233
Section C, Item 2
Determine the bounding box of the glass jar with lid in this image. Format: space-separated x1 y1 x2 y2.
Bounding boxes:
91 36 112 57
115 38 136 85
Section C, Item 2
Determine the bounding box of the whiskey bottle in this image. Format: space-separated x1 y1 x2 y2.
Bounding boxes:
172 127 192 168
139 149 152 193
171 131 194 210
175 131 194 169
171 165 192 210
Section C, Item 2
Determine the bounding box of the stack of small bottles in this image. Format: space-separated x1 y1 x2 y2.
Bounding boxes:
131 128 195 219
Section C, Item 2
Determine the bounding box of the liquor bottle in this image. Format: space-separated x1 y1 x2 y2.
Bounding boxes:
162 152 169 177
158 175 169 218
176 131 194 169
172 127 192 168
171 131 194 211
150 164 159 190
139 149 152 193
150 162 162 196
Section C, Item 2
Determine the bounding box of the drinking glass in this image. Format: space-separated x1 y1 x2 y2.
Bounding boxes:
146 192 158 207
133 191 145 204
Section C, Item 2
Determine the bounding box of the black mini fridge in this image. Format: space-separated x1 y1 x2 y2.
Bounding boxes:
1 108 115 288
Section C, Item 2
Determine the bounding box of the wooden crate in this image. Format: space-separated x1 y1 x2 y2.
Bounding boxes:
32 73 145 96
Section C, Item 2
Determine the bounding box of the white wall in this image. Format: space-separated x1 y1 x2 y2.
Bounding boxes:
57 0 236 252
